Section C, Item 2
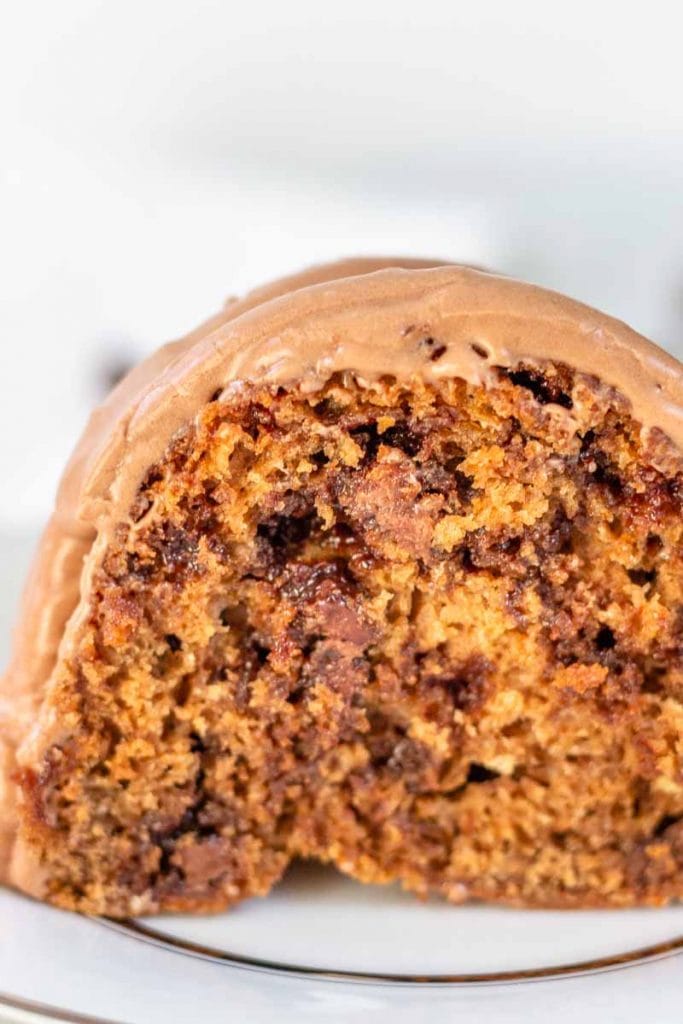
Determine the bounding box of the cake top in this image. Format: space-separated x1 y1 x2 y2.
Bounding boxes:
68 260 683 537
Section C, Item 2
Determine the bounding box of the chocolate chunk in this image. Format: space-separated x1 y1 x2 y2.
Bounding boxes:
331 454 443 559
505 365 574 409
171 835 234 888
424 654 493 713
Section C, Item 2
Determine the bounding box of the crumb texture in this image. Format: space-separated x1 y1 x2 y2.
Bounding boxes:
18 363 683 915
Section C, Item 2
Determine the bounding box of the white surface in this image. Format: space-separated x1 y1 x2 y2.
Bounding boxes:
1 884 683 1024
1 1 683 530
1 535 682 1021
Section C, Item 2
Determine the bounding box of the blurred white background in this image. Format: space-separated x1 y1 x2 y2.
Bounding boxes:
1 0 682 531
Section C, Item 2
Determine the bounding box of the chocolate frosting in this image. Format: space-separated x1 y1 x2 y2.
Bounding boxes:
2 256 683 892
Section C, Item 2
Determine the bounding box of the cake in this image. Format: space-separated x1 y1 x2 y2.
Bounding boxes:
1 258 682 917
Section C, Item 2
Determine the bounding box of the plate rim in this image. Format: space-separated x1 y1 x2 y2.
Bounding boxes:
0 990 125 1024
100 915 683 987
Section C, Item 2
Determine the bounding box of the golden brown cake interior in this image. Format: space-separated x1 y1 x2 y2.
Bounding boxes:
18 362 683 915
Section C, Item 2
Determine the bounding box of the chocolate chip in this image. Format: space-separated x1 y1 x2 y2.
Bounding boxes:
242 403 275 440
653 814 681 838
466 763 500 783
257 510 320 551
506 367 573 409
425 655 492 712
313 397 343 424
381 422 421 457
173 676 192 707
627 567 657 587
453 469 476 505
595 626 616 651
310 450 330 467
350 423 382 461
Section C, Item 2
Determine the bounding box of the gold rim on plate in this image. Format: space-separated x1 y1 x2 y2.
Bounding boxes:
100 916 683 986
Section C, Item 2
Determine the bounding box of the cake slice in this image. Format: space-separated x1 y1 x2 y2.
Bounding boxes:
2 258 682 916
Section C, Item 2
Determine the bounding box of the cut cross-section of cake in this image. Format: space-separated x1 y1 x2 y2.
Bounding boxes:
2 258 683 916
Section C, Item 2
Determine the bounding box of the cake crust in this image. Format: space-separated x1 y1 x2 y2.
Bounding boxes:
2 258 683 911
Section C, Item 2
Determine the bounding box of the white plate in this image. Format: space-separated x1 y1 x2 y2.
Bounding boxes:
1 533 682 1023
1 880 683 1024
